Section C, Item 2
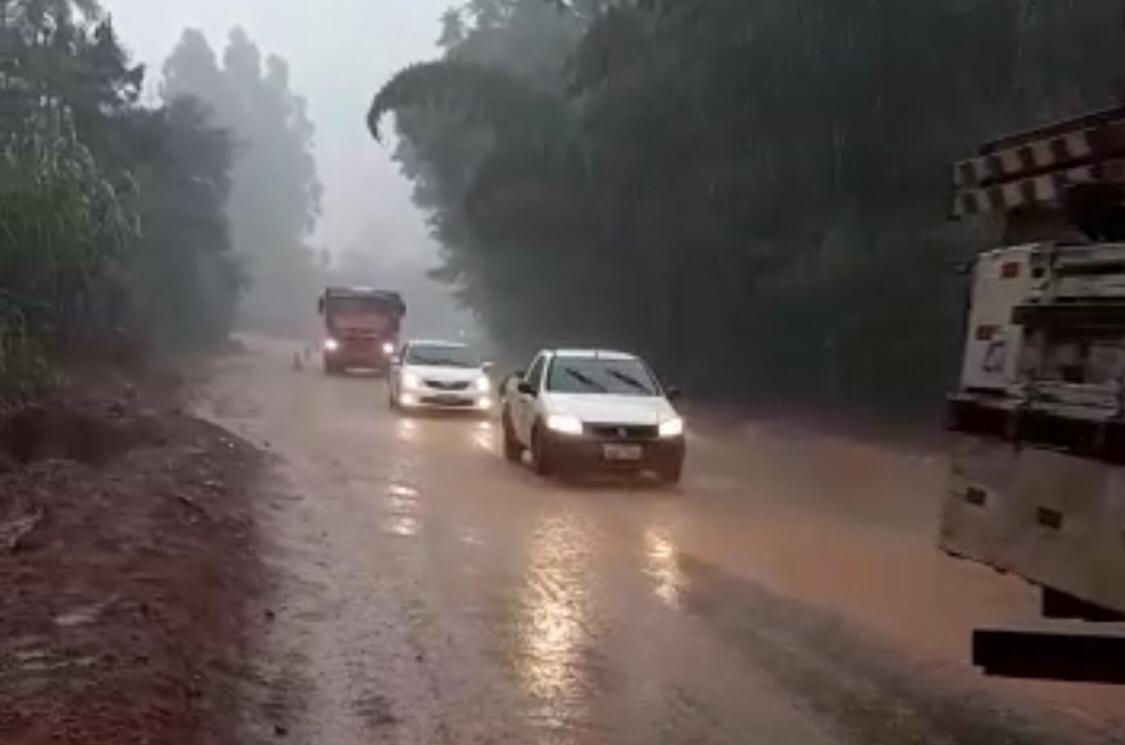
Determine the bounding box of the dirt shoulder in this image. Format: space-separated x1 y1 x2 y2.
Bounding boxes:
0 363 264 745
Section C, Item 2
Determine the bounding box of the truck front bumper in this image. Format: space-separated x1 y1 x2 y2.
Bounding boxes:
324 341 394 371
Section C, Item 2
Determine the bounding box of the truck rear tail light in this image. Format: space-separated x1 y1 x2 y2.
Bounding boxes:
975 324 998 341
1001 261 1021 279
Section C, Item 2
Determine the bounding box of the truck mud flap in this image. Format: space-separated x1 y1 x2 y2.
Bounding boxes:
973 624 1125 684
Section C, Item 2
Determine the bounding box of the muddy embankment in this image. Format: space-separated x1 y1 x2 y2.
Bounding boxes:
0 364 265 745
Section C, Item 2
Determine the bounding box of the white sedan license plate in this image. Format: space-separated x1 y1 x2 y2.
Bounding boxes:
603 444 643 461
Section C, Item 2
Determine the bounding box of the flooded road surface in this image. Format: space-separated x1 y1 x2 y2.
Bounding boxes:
201 338 1125 745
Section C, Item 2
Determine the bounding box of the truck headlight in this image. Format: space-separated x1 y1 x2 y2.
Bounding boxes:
382 341 395 356
402 372 423 390
546 413 584 436
475 375 491 393
324 338 340 352
658 417 684 438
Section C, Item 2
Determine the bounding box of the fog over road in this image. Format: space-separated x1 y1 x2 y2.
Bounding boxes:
198 337 1125 745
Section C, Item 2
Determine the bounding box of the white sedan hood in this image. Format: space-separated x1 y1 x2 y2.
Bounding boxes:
543 393 677 425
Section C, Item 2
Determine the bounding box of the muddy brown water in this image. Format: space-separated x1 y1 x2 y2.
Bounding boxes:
202 336 1125 745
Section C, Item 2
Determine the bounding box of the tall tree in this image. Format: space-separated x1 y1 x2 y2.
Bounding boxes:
125 97 241 348
162 27 322 334
0 0 142 147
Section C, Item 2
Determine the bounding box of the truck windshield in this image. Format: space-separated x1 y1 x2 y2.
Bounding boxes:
327 297 398 315
406 344 480 368
547 357 659 396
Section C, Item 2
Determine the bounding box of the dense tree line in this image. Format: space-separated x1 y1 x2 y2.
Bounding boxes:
373 0 1123 418
0 1 320 389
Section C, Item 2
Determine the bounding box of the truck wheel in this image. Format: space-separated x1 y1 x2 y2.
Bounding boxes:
502 409 523 462
531 424 555 477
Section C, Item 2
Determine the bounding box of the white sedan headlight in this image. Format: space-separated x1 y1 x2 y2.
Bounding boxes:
475 375 491 393
546 413 584 436
402 372 423 390
659 416 684 438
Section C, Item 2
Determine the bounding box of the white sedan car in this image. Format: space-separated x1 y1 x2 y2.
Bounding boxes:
500 349 685 483
388 340 493 413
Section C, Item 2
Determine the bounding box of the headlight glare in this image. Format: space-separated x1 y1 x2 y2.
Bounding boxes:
546 413 584 436
402 372 423 390
323 338 340 352
659 417 684 438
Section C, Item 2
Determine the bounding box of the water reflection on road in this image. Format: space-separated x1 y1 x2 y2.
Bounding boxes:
383 479 422 538
472 420 497 453
516 513 595 731
644 526 685 609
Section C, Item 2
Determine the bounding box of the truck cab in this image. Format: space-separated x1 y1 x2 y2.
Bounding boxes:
318 287 406 375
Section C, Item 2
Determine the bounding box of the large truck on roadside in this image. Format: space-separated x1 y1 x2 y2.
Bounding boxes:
317 286 406 375
940 105 1125 683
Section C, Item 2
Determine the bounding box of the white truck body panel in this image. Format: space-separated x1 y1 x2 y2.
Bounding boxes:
943 437 1125 614
959 245 1039 394
943 241 1125 615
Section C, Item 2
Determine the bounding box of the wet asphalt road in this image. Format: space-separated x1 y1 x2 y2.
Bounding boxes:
201 338 1125 745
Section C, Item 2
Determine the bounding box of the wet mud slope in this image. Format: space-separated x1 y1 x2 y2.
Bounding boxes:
0 375 263 745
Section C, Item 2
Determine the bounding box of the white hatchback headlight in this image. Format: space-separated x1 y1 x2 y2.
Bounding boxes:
546 413 584 436
659 417 684 438
475 375 491 393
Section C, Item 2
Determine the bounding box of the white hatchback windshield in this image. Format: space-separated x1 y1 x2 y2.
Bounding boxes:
547 357 659 396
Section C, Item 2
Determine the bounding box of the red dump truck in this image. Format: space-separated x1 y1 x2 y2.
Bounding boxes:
317 286 406 375
941 105 1125 683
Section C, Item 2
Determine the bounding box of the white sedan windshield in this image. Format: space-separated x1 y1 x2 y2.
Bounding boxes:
406 345 480 368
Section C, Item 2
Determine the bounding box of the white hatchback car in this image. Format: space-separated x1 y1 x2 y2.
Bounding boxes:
500 349 685 483
388 340 493 413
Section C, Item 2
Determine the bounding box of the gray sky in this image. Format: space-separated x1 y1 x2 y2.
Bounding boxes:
103 0 455 265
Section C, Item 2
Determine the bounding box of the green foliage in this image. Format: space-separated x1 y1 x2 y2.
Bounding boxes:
0 111 138 386
0 0 249 391
376 0 1123 419
0 0 143 142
